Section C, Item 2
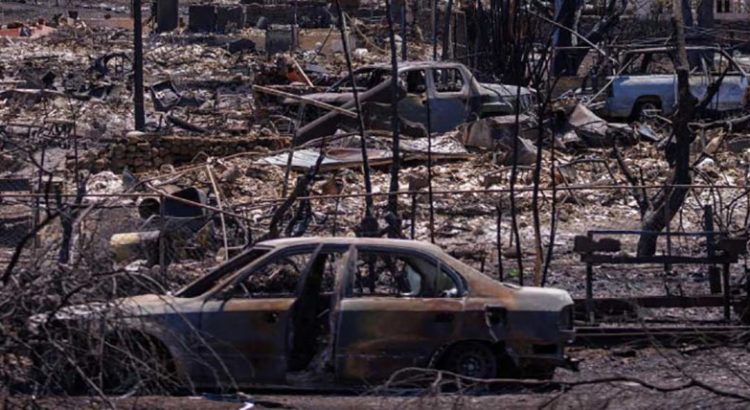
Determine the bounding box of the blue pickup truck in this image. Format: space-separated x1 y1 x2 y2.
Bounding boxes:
602 46 750 120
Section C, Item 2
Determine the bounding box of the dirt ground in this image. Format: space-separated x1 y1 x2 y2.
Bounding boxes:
4 346 750 409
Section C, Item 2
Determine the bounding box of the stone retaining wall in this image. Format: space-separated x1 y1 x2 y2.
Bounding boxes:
78 134 287 173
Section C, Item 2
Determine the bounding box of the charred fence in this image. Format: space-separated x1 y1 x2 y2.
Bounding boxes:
2 182 748 306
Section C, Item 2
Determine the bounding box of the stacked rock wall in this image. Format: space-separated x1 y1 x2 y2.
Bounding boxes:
78 134 287 173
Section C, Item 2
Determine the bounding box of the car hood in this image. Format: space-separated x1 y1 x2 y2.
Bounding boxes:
29 294 183 327
113 293 185 315
510 286 573 312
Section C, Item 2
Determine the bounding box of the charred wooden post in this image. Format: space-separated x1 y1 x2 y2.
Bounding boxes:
424 92 435 244
159 194 166 277
508 12 525 285
133 0 146 131
703 205 721 293
496 202 503 281
441 0 453 60
385 0 402 238
431 0 438 60
636 0 697 256
723 262 731 321
332 1 377 236
542 114 559 287
410 192 417 239
400 3 407 61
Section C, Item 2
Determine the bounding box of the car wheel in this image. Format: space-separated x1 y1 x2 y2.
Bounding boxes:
100 334 176 394
442 342 497 379
31 345 84 393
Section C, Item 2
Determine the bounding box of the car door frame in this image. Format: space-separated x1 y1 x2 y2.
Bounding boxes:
196 244 323 386
426 65 471 133
331 244 468 382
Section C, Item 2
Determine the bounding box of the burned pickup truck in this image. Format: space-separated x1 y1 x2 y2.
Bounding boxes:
601 46 750 120
29 237 574 392
286 61 535 144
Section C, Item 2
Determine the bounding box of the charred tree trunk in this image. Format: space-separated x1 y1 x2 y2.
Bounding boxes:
133 0 145 131
441 0 454 60
552 0 582 76
566 0 626 76
681 0 694 26
637 0 697 256
333 2 378 236
385 0 402 238
697 0 714 28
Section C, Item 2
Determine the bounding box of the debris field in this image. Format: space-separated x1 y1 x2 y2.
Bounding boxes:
2 0 750 407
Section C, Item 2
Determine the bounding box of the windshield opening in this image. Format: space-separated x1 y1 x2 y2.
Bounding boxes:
330 68 391 92
176 248 270 297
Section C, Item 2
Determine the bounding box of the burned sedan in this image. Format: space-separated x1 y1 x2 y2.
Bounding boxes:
286 61 535 144
29 237 574 392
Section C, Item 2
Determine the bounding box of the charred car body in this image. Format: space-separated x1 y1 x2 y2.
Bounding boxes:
287 61 535 144
602 46 750 120
29 238 574 392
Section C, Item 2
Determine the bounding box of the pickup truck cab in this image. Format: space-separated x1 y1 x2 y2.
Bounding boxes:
603 46 749 120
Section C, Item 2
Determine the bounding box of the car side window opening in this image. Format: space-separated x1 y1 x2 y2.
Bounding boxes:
317 253 340 294
229 250 315 298
623 52 673 75
350 251 458 298
432 68 465 93
400 70 427 95
334 69 390 92
707 52 741 75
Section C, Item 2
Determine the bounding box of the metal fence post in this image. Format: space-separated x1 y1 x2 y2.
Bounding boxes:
159 194 166 278
410 192 417 239
496 200 503 281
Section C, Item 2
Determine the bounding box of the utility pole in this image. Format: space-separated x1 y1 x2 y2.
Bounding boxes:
133 0 146 131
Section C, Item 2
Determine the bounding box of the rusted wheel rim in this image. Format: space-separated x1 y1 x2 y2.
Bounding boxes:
447 343 497 379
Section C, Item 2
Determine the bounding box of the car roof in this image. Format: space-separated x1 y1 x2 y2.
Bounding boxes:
256 236 445 253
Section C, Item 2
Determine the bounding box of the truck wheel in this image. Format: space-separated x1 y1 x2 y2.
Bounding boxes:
631 99 661 122
442 341 497 379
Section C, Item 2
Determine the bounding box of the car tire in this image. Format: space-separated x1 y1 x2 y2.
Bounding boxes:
100 333 177 394
30 345 85 393
442 341 498 379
